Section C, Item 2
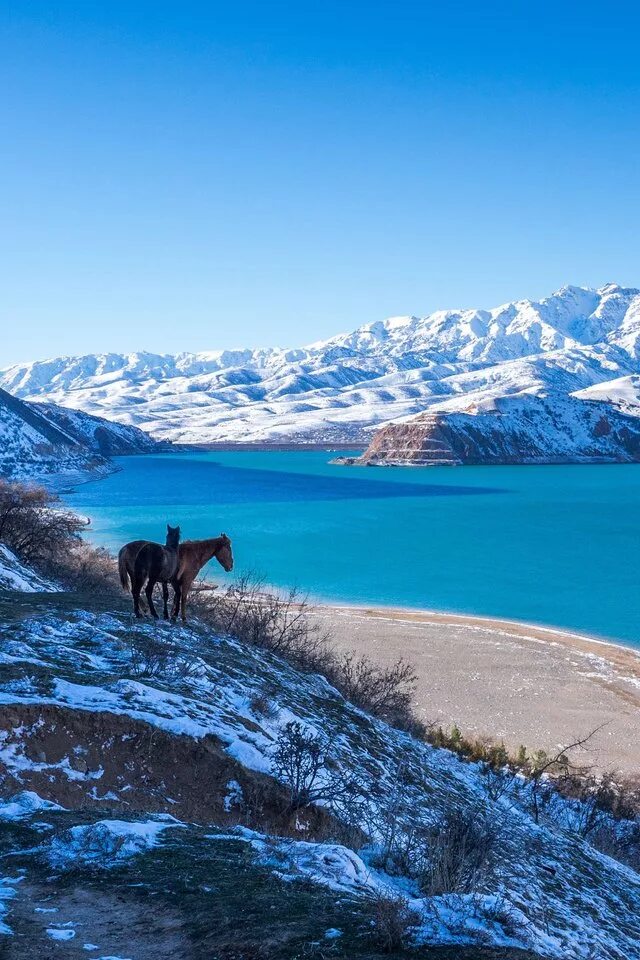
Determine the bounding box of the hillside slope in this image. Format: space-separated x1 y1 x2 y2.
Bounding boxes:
2 283 640 447
0 387 159 484
0 567 639 957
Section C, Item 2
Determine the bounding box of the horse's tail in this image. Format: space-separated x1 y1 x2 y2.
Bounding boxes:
132 544 151 591
117 549 130 592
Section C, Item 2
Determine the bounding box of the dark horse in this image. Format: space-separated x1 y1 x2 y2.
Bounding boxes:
118 540 148 594
131 525 181 619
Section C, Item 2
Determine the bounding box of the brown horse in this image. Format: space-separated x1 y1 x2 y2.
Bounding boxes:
131 525 181 619
172 534 233 622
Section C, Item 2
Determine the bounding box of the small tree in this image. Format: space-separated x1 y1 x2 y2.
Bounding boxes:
529 727 605 824
271 720 359 813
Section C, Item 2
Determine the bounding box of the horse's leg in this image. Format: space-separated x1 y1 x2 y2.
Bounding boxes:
146 577 159 619
180 576 193 623
132 574 144 619
162 581 170 620
171 579 181 622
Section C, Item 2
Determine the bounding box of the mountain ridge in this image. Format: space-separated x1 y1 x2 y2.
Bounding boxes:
3 283 640 447
0 386 161 484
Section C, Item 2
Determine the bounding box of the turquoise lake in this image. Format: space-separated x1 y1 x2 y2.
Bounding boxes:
63 451 640 646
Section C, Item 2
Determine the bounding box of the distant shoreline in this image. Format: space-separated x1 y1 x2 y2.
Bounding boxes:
171 442 368 452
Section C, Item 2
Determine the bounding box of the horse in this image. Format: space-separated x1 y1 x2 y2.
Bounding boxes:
118 539 148 594
131 525 181 619
172 534 233 623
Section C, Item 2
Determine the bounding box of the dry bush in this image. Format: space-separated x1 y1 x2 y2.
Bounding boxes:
193 572 333 673
54 541 120 595
271 720 360 814
367 891 419 952
589 821 640 871
327 653 423 734
481 762 519 803
128 632 201 682
248 690 278 720
422 809 497 896
0 478 120 595
0 479 84 567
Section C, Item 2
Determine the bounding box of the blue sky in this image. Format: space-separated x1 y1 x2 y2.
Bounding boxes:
1 1 639 365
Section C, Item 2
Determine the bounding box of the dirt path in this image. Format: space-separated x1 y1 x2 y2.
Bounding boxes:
5 881 194 960
313 605 640 775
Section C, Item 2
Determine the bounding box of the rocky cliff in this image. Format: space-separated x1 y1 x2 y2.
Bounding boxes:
338 393 640 466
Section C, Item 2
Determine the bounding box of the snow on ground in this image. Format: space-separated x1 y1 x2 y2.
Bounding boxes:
0 545 59 593
48 817 184 869
0 790 64 820
0 878 19 935
0 599 639 956
46 925 76 940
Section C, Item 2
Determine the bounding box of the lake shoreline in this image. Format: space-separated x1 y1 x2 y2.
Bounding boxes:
312 602 640 775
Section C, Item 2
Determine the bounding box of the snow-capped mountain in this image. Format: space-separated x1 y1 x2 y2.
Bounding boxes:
2 283 640 445
0 386 160 484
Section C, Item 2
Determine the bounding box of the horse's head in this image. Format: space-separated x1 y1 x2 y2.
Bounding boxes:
217 532 234 572
166 524 181 550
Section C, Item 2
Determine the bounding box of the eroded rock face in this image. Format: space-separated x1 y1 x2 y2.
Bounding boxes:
342 393 640 466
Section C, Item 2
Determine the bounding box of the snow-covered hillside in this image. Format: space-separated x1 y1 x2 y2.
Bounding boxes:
2 283 640 446
0 386 160 485
1 555 640 957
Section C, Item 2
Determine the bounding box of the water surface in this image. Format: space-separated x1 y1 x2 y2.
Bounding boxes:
64 451 640 646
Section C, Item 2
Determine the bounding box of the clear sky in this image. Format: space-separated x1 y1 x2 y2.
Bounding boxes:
1 1 639 365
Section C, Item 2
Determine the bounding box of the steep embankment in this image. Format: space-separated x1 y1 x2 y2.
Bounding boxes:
0 560 639 957
339 393 640 466
0 386 160 484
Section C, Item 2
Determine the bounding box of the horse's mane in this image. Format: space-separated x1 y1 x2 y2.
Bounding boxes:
180 536 224 548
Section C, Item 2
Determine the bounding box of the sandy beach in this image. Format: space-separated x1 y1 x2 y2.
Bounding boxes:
312 605 640 776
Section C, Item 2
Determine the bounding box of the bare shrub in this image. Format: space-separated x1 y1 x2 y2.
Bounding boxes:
327 653 424 734
0 479 120 595
589 821 640 871
420 809 497 896
364 761 434 878
128 632 200 682
528 728 604 824
481 762 518 803
193 572 333 673
0 480 83 568
271 720 360 813
367 891 419 952
55 542 120 595
248 690 278 720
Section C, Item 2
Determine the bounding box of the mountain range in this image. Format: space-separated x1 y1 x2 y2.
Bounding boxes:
2 282 640 449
